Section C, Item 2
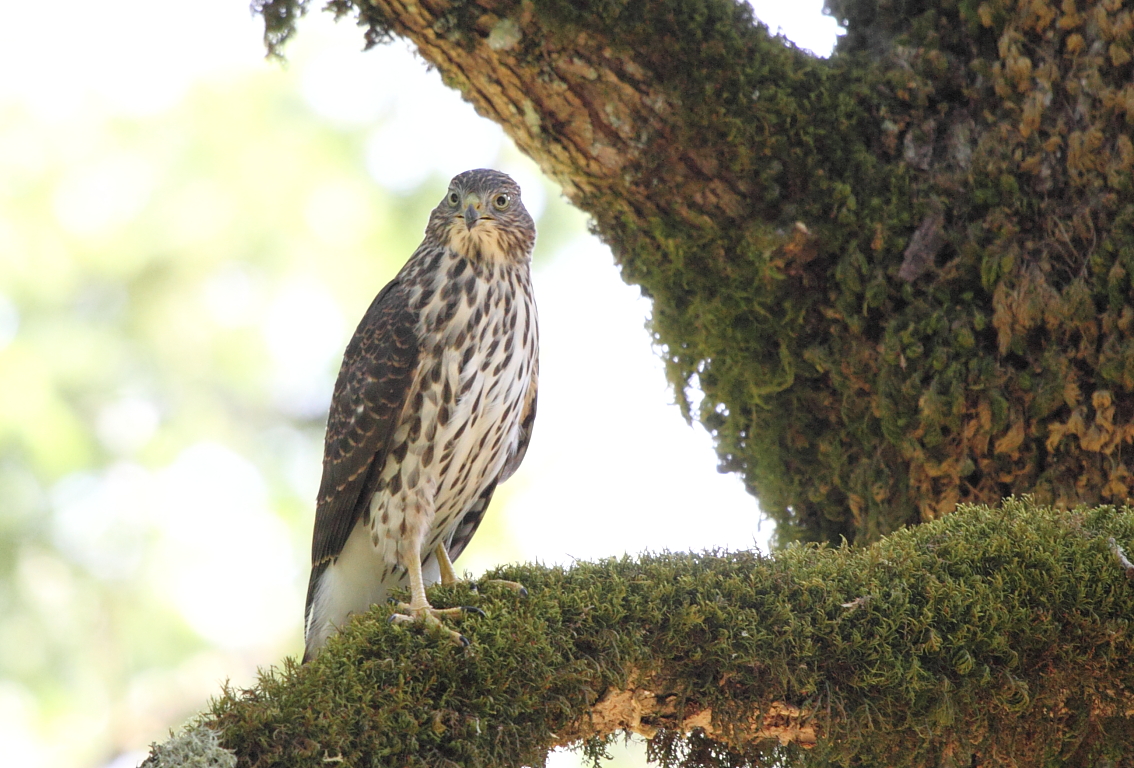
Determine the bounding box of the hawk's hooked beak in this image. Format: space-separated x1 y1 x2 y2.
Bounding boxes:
462 192 483 230
464 203 480 230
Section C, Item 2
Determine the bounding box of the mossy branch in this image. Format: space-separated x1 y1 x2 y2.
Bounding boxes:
150 500 1134 767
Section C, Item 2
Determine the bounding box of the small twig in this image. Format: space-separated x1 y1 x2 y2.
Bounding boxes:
1107 537 1134 580
840 595 873 611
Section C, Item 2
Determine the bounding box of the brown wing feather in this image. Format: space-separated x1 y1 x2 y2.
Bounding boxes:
310 276 420 568
446 361 538 562
445 482 497 564
498 357 538 484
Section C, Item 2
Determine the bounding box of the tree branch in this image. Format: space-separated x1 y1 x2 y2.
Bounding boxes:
323 0 839 231
154 499 1134 767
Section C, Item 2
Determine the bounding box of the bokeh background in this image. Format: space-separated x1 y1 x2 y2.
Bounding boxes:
0 2 839 766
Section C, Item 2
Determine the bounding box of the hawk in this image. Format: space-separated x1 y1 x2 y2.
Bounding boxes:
303 169 538 662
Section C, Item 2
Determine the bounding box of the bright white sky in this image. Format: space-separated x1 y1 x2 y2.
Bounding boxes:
0 1 841 766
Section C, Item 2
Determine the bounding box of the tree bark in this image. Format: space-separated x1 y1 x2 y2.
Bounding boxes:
155 500 1134 767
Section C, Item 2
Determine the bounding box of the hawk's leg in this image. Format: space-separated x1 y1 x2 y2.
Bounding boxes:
389 544 479 647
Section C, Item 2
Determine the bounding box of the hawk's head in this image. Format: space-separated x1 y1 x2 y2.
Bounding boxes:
427 169 536 264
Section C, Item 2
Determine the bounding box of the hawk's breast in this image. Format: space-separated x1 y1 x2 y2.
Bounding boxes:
367 250 537 568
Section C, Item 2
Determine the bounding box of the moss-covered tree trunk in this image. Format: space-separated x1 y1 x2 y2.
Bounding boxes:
263 0 1134 546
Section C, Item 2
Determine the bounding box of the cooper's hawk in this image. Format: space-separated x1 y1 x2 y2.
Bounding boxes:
303 169 538 662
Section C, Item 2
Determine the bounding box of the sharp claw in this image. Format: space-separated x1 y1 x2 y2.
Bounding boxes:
385 577 513 647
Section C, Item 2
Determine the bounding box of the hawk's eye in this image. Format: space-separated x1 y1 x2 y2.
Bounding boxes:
492 193 510 210
447 191 460 207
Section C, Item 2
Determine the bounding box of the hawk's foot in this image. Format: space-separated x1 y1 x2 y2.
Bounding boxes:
476 578 528 597
389 603 484 647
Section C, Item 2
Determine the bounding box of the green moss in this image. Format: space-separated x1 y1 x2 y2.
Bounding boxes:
251 0 312 56
164 500 1134 766
592 0 1134 544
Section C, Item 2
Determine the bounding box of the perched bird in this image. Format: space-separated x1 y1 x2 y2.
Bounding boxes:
303 169 538 662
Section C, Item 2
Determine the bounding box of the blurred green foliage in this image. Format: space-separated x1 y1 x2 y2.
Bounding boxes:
0 68 382 765
0 33 577 767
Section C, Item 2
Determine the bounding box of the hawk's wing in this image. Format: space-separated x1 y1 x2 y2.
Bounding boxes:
446 358 538 562
498 356 538 485
445 481 498 563
311 276 420 570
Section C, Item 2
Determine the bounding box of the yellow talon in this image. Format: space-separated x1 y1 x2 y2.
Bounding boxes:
388 604 478 646
478 578 528 597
